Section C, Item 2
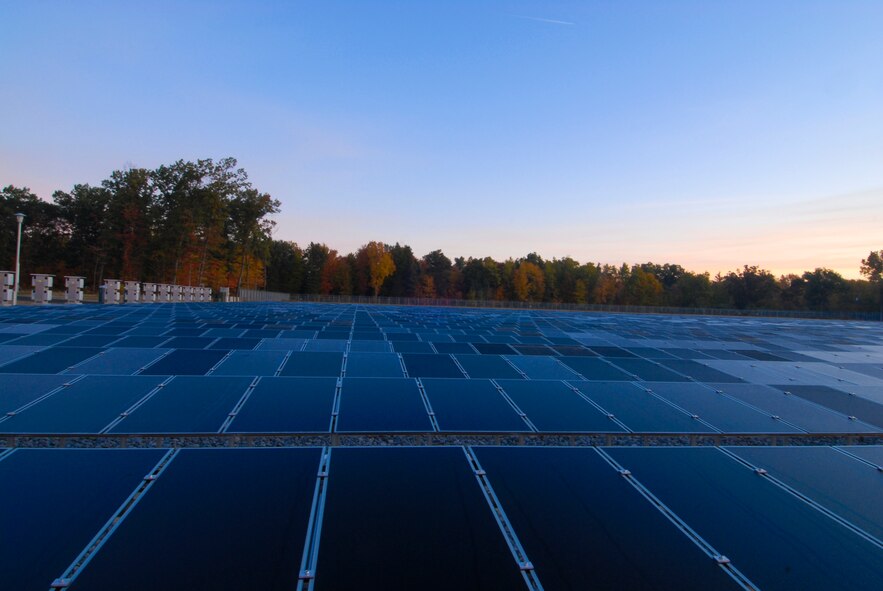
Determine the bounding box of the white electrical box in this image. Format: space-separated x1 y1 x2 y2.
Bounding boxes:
64 276 85 304
31 274 54 304
104 279 122 304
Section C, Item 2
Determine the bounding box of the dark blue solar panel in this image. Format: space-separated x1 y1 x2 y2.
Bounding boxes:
210 350 287 376
61 335 121 348
726 446 883 540
431 342 476 354
572 381 715 433
208 337 260 350
772 385 883 428
472 342 517 355
337 378 432 432
345 352 404 377
498 380 623 432
228 377 335 432
455 354 524 379
658 359 744 383
608 358 688 381
505 355 580 379
64 348 169 375
558 357 633 380
0 448 166 591
141 349 229 376
111 336 171 348
0 347 101 374
161 336 216 349
401 353 464 378
348 340 392 352
0 375 164 433
68 448 320 591
475 447 741 591
645 382 798 433
0 374 70 415
315 448 524 590
607 447 883 591
714 383 880 433
838 445 883 466
6 333 72 346
391 341 434 353
279 352 343 377
109 376 251 433
422 379 527 431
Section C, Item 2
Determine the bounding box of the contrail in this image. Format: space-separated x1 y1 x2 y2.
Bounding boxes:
514 15 575 26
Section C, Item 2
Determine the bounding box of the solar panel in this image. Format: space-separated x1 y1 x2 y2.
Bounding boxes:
0 375 164 433
505 355 580 380
455 354 524 379
422 379 527 432
345 352 404 377
279 352 343 377
0 374 71 414
475 447 742 591
227 377 335 432
141 348 229 376
109 376 251 433
498 380 623 432
315 448 525 590
725 446 883 540
557 357 633 380
0 448 166 591
336 378 432 432
210 349 287 376
0 347 102 374
771 385 883 428
400 353 464 378
63 348 169 375
607 447 883 591
67 448 320 591
572 381 716 433
645 382 798 433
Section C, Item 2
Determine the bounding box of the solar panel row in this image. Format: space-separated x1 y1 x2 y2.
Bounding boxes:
2 445 881 591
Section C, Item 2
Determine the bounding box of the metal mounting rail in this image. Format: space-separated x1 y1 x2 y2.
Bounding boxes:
594 447 759 591
463 446 544 591
51 448 180 589
296 447 332 591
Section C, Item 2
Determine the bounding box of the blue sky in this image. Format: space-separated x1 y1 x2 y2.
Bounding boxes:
2 1 882 277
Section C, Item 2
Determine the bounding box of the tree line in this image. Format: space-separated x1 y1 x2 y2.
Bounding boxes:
3 160 882 313
2 158 279 290
267 241 883 314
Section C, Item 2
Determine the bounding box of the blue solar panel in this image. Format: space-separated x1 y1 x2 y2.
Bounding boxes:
475 447 742 590
645 382 798 433
227 377 335 432
109 376 251 433
455 354 524 379
725 446 883 540
68 448 320 591
0 374 71 415
505 355 580 379
0 347 102 374
0 375 164 433
141 349 229 376
422 379 527 432
337 378 432 432
572 381 716 433
315 448 525 589
0 448 166 591
345 352 404 377
63 348 169 375
498 380 624 432
401 353 464 378
607 447 883 591
210 350 287 376
279 352 343 377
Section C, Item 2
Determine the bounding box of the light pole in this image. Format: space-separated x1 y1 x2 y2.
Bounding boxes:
13 213 24 305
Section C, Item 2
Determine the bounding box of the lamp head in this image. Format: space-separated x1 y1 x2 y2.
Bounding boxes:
15 213 25 224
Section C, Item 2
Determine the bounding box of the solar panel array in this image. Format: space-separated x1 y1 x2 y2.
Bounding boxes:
0 302 881 590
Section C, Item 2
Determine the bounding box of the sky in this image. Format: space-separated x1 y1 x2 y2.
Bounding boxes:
1 1 882 278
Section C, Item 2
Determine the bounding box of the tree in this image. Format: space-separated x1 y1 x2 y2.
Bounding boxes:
860 250 883 319
720 265 779 309
266 240 305 293
421 250 452 297
802 268 847 311
860 251 883 282
357 241 396 296
513 261 545 302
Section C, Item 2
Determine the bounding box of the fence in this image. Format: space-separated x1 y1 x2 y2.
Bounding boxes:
238 288 291 302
